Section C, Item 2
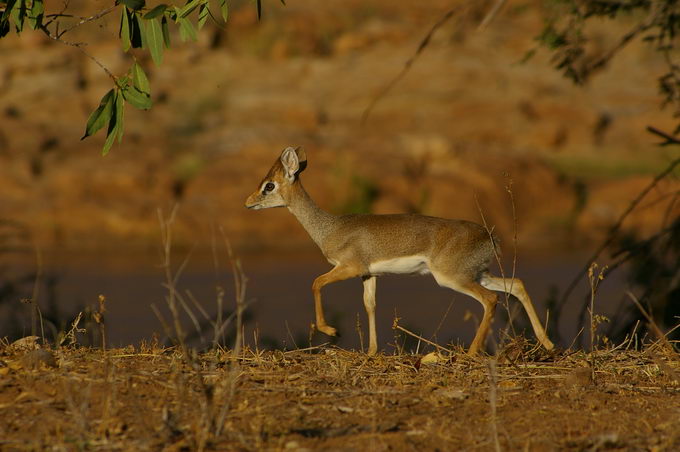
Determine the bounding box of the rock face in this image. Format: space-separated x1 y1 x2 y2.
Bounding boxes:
0 0 677 257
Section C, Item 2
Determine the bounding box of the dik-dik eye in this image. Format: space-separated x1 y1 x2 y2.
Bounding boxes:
263 182 275 194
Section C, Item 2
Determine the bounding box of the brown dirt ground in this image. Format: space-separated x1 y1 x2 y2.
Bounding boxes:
1 340 679 451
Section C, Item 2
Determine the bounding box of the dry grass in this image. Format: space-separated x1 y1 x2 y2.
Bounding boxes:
1 341 678 451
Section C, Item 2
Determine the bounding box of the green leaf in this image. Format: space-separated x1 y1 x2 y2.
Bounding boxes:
10 0 26 33
82 89 115 140
1 0 17 37
123 85 152 110
178 17 196 42
145 16 164 65
172 6 181 20
27 0 43 30
144 3 167 19
0 20 9 38
131 11 144 48
102 90 125 155
115 90 125 143
103 120 117 155
119 0 145 11
218 0 227 22
120 7 131 51
179 0 201 18
131 62 150 95
161 15 171 47
197 3 209 29
2 0 18 22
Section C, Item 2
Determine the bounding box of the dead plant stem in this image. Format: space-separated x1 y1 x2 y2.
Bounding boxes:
392 319 454 355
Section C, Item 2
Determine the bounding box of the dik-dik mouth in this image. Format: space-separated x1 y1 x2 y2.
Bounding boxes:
245 202 262 210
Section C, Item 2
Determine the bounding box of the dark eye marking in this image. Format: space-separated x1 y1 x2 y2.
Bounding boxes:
263 182 275 194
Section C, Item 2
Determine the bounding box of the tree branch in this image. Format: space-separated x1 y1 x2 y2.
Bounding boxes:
647 125 680 146
38 24 118 84
55 6 117 39
360 6 461 125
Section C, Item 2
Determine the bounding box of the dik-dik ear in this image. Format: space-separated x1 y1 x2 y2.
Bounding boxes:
280 146 307 180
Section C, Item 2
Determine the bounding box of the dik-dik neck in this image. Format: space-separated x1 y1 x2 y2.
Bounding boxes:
286 180 336 248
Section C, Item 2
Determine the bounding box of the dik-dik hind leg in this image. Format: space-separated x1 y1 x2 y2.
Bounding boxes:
362 276 377 356
481 275 555 350
432 272 498 355
312 265 360 337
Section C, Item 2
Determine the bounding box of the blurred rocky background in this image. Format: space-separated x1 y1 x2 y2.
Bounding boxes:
0 0 678 347
0 0 676 257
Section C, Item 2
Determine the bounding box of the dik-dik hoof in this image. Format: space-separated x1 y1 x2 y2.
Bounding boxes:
318 325 338 337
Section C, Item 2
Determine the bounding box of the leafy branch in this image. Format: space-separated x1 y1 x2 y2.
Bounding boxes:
0 0 264 155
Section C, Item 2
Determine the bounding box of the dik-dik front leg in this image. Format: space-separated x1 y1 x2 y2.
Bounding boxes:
312 265 360 337
362 276 377 355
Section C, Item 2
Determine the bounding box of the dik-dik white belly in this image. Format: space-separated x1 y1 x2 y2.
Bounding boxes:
368 256 430 276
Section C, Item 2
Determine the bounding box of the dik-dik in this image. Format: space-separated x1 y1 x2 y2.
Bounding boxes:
245 147 555 355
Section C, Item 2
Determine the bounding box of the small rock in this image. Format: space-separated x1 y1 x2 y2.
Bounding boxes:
419 352 445 366
434 388 469 401
284 440 311 452
602 383 620 394
9 336 41 352
564 367 593 388
498 380 522 390
20 349 58 370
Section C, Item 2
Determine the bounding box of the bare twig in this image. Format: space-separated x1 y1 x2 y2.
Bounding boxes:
283 343 330 354
627 291 672 349
577 15 657 82
60 311 86 347
361 0 511 124
43 0 72 28
587 263 607 383
172 289 204 344
647 126 680 145
56 6 116 38
356 313 365 353
29 245 45 344
392 318 454 355
430 300 454 344
37 4 119 85
360 6 461 124
38 24 118 83
93 294 107 351
474 192 504 353
220 227 247 356
478 0 507 31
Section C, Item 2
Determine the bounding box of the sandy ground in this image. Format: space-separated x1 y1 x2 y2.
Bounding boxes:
1 338 679 451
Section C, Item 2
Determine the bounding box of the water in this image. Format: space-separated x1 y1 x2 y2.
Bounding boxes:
1 251 631 352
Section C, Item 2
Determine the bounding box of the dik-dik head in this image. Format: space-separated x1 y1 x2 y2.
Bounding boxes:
245 146 307 210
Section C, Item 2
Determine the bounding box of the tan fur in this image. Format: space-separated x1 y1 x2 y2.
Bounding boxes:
246 147 555 355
